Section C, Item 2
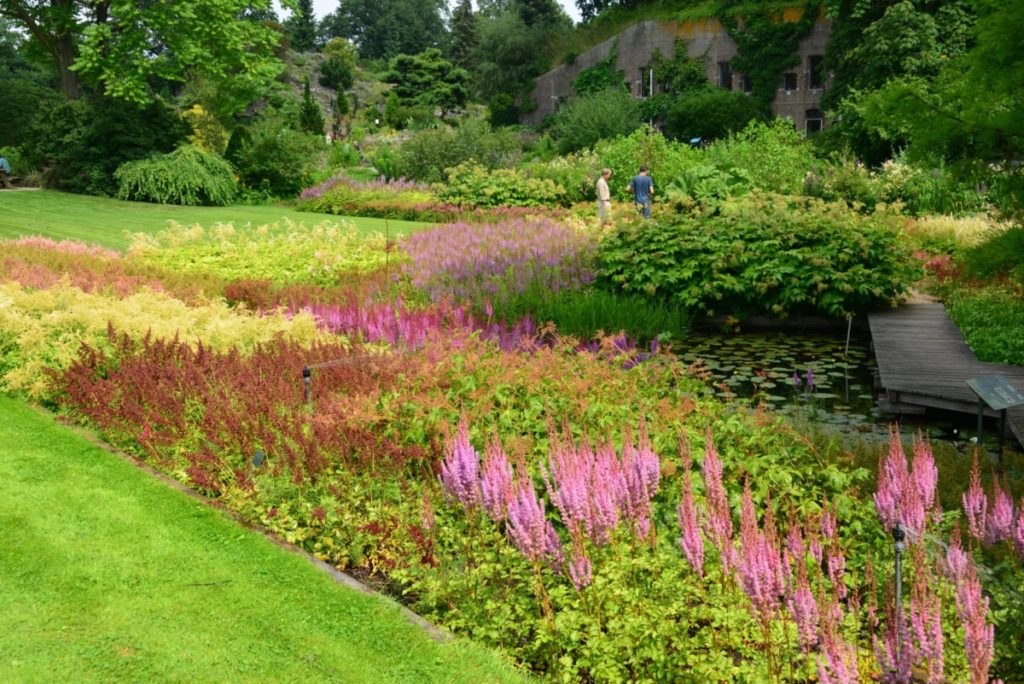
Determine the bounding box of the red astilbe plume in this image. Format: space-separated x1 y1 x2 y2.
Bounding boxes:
735 480 785 621
439 415 481 511
677 445 705 577
962 456 988 544
701 431 735 572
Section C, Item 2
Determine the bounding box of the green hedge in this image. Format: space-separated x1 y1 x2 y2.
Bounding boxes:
597 192 921 318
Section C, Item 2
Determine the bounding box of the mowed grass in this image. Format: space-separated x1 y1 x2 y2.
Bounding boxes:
0 395 528 683
0 190 427 250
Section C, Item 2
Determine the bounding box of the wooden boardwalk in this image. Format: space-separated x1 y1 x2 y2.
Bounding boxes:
868 303 1024 445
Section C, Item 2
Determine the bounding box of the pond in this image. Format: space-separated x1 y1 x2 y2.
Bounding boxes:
675 331 1023 458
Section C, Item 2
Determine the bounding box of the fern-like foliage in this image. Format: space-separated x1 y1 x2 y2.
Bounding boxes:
115 145 238 206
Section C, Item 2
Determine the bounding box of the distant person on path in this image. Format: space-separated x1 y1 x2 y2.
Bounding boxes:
596 168 612 224
627 165 653 219
0 154 10 189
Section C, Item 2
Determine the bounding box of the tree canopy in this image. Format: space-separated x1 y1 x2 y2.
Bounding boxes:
322 0 448 61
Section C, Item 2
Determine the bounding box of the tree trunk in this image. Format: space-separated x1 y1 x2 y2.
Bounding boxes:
56 31 79 99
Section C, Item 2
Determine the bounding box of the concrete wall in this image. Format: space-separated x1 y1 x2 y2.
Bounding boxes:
525 17 832 134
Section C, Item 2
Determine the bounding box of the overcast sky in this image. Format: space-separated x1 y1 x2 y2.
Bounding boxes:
274 1 582 25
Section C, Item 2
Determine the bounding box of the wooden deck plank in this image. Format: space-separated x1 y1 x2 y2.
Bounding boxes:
868 302 1024 446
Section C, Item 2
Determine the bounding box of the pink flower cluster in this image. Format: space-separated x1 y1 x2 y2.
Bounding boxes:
401 218 595 302
874 431 938 540
962 456 1024 554
9 236 120 259
439 416 662 590
298 173 430 201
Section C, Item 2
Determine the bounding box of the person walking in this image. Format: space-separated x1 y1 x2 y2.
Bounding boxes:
596 167 612 224
0 154 10 189
627 165 654 219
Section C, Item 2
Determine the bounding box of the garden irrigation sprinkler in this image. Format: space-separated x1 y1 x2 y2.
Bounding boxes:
892 523 906 657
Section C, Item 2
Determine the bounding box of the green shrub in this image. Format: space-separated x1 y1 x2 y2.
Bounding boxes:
521 149 601 204
960 225 1024 283
946 285 1024 365
597 192 921 318
437 162 568 208
664 88 770 142
704 119 814 196
228 115 324 197
593 127 701 202
115 145 238 206
804 155 884 209
393 117 522 183
876 155 987 216
551 88 643 155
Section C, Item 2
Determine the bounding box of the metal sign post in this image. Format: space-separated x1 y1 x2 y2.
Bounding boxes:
966 374 1024 458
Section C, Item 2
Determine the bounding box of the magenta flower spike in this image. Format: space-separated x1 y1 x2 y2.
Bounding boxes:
909 567 944 684
736 481 784 620
439 415 481 510
944 531 971 583
506 477 549 563
985 479 1015 545
954 566 995 684
817 592 860 684
677 466 705 577
786 562 819 651
567 547 593 590
1014 503 1024 561
701 432 734 571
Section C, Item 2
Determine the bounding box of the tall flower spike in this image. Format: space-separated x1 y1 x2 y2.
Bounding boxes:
962 456 988 543
908 550 944 684
568 545 592 590
985 478 1015 545
954 565 994 684
677 461 705 577
701 431 734 571
439 415 480 510
506 477 549 563
480 435 514 522
1014 502 1024 561
736 480 784 620
786 561 819 651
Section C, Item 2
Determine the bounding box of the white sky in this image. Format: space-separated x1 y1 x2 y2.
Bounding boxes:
274 1 582 25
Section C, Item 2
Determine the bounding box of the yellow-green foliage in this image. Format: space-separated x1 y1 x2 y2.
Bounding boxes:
128 220 395 285
905 214 1009 250
181 104 228 154
0 282 326 399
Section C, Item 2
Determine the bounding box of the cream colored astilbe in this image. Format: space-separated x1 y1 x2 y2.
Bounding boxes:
905 215 1009 249
0 282 327 399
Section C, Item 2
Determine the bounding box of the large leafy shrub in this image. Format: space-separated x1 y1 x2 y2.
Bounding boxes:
876 156 988 216
597 192 921 318
392 117 522 183
115 145 238 206
551 88 643 155
664 88 770 142
20 95 187 196
703 119 815 196
226 115 324 197
593 127 700 202
437 162 569 208
946 285 1024 366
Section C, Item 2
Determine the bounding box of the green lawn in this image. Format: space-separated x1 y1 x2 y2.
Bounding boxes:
0 395 527 683
0 190 427 250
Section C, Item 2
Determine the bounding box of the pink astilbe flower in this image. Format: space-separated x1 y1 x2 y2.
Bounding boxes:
480 436 514 522
439 416 481 510
962 456 988 543
876 594 914 684
826 543 847 599
817 593 859 684
544 434 593 540
954 565 995 684
620 423 660 541
567 546 592 590
786 524 805 561
911 435 938 514
985 479 1015 545
736 481 785 620
786 561 819 651
821 505 838 541
590 442 623 544
943 530 970 583
875 431 938 541
701 432 735 571
908 557 944 684
507 477 552 563
677 460 705 577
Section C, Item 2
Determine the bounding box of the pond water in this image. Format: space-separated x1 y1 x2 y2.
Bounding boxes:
675 331 1023 458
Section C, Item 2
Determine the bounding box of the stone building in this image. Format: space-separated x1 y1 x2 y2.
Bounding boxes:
525 9 832 134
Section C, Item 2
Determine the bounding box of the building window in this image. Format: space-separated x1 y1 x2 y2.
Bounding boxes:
808 55 825 90
739 74 752 93
638 67 654 98
718 61 733 90
782 72 798 92
805 108 823 135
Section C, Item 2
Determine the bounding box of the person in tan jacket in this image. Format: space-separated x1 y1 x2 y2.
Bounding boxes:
596 168 612 224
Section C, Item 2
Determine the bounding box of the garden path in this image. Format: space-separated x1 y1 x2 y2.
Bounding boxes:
869 302 1024 447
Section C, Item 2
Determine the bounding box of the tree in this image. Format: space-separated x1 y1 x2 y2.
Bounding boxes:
321 0 447 61
286 0 317 52
664 89 770 141
551 88 642 154
382 48 469 117
298 76 325 135
0 1 285 106
471 8 566 101
517 0 564 27
449 0 477 72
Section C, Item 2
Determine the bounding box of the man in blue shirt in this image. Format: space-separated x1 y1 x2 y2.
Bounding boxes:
0 155 11 189
627 165 654 219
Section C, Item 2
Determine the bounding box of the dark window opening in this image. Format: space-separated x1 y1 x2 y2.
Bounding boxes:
782 72 798 92
809 55 825 90
718 61 733 90
638 67 654 98
739 74 752 93
805 108 823 135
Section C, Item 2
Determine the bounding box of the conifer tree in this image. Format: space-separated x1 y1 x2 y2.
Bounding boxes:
288 0 318 52
450 0 478 72
299 76 325 135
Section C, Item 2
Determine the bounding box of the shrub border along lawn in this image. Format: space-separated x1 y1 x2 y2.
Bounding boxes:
0 395 528 683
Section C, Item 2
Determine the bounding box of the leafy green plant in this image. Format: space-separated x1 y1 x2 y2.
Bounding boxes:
704 119 815 196
961 225 1024 283
227 115 324 198
662 163 752 208
551 88 643 155
664 88 770 142
437 162 569 208
115 145 238 206
945 285 1024 366
597 192 921 318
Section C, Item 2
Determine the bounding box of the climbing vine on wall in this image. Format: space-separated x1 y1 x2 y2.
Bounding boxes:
719 2 818 108
572 41 628 96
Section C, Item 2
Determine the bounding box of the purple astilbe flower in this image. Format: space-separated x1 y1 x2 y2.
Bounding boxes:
480 436 514 522
792 371 801 388
736 481 785 620
677 462 705 577
543 433 594 541
786 524 805 561
439 416 481 510
567 546 592 590
701 432 735 571
876 594 914 684
908 556 944 684
962 457 988 544
786 561 819 651
826 543 847 599
806 367 815 390
817 593 859 684
544 519 565 570
985 479 1015 545
875 430 932 540
808 531 824 566
507 477 550 563
821 505 838 541
954 566 995 684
